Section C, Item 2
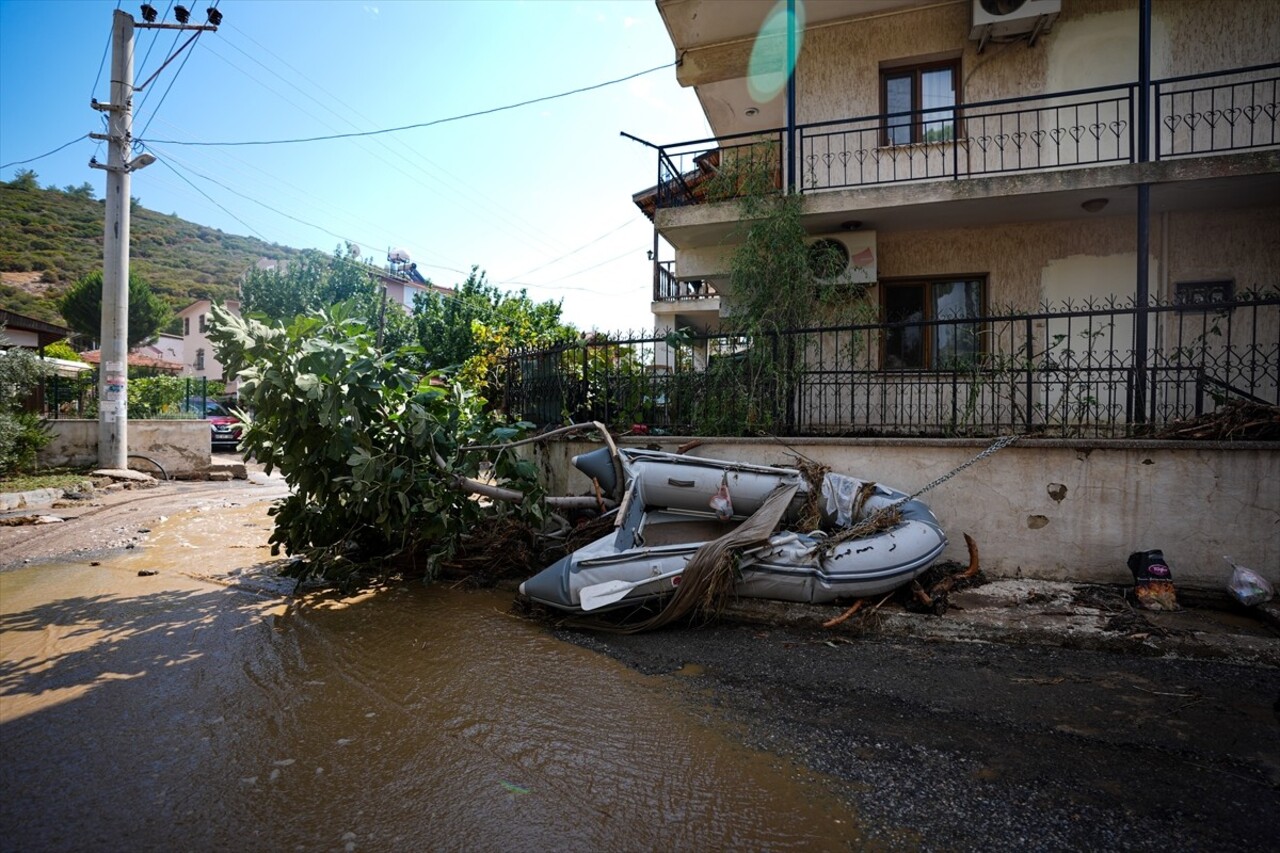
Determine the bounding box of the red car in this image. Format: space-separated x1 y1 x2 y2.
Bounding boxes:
183 397 244 451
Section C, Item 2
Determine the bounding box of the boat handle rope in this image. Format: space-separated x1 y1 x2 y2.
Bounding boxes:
814 434 1022 558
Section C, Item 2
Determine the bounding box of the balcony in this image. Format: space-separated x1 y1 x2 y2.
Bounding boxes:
653 260 718 303
652 64 1279 209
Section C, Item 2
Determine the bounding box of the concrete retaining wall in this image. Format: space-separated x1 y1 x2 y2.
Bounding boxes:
40 420 212 478
527 437 1279 590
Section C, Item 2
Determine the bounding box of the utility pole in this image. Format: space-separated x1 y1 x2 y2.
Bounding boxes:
89 6 218 469
90 10 135 469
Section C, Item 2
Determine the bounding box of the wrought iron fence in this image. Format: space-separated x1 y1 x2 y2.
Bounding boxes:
40 370 97 419
653 64 1279 204
40 373 221 419
501 293 1279 439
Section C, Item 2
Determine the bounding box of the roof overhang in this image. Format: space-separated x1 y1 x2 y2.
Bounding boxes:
658 0 937 134
0 309 70 348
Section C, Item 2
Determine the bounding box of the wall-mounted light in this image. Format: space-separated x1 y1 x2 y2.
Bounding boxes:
646 250 655 261
1081 197 1109 213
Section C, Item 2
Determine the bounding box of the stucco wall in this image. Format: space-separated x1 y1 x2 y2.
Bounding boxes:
527 437 1279 590
40 420 214 477
797 0 1279 127
687 203 1278 310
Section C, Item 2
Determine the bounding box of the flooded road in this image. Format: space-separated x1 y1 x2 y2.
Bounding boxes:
1 506 862 851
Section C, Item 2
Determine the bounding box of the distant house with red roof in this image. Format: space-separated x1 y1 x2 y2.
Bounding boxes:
79 349 185 375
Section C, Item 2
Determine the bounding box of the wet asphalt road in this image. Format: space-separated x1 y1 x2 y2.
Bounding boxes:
561 623 1280 852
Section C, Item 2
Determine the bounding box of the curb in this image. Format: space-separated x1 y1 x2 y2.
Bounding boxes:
718 591 1280 668
0 488 64 512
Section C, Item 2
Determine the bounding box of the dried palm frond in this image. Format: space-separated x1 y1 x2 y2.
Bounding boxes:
795 458 830 531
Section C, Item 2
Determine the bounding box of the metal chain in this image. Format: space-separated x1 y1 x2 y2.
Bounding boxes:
816 434 1022 555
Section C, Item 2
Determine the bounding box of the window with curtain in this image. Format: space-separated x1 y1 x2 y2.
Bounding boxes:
882 277 985 369
881 59 960 146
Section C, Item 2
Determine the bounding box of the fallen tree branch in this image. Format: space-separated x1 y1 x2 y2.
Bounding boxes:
457 477 615 510
460 421 617 455
822 598 864 629
434 447 617 509
961 533 980 578
459 421 624 501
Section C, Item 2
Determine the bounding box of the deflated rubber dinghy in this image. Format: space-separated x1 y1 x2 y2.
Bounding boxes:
519 448 947 614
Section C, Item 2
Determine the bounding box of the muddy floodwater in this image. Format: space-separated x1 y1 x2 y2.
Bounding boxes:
1 506 862 851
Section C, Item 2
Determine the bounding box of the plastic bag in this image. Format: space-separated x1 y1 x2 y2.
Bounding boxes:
821 473 862 528
1225 556 1274 607
709 474 733 521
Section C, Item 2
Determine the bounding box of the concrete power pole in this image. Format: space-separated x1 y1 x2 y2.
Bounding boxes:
90 9 136 469
89 7 217 469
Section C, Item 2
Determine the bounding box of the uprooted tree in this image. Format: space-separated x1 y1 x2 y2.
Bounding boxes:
209 304 606 589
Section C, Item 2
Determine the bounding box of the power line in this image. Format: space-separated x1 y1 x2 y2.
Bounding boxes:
142 61 676 147
143 142 359 246
134 22 183 118
505 245 647 290
90 1 123 101
204 31 570 256
147 139 641 298
154 156 266 240
144 141 474 279
194 40 562 259
510 220 636 279
1 135 91 170
133 1 173 92
145 113 473 272
135 0 219 139
135 30 205 142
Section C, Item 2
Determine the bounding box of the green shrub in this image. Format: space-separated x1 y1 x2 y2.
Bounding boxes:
0 348 52 474
0 411 52 474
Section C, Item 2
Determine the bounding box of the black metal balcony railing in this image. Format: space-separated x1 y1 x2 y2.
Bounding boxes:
1155 63 1280 158
653 260 718 302
653 64 1279 208
501 293 1279 439
801 83 1134 189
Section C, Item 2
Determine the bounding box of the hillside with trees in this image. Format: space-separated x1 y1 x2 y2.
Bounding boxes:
0 170 302 325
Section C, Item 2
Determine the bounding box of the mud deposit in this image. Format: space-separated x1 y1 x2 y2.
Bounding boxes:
0 508 863 851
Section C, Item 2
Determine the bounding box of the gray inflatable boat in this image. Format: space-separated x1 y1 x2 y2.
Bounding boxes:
519 448 947 614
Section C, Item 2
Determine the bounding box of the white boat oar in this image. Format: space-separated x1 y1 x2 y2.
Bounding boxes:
579 568 685 612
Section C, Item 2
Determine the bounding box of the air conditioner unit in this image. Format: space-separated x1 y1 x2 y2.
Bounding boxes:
806 232 877 286
969 0 1060 43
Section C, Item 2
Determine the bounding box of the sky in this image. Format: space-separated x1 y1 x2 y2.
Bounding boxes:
0 0 713 332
